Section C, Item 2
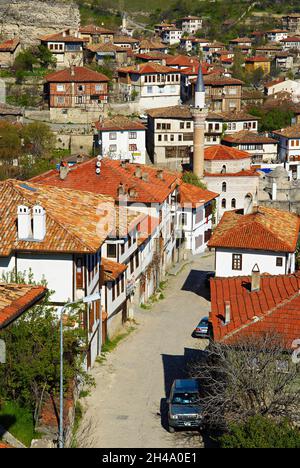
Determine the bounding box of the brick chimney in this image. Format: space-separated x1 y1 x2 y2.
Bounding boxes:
135 166 142 178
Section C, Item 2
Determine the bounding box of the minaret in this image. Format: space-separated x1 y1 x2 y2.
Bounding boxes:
191 65 208 179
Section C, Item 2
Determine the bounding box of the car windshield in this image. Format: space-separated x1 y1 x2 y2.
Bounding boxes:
199 319 208 326
172 392 199 405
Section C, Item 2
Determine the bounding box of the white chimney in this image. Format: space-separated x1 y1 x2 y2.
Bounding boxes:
224 301 231 324
33 205 46 241
272 181 277 201
17 205 32 240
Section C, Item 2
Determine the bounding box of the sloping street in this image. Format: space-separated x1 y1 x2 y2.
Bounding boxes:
79 253 213 448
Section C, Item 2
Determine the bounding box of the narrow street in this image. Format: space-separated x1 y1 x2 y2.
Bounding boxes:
79 253 214 448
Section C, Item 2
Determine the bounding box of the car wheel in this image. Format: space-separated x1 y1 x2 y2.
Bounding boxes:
168 426 175 433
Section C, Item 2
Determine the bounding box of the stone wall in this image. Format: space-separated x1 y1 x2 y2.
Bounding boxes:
0 0 80 46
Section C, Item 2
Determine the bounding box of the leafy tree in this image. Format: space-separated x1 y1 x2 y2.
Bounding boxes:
252 67 265 88
35 45 56 69
220 416 300 448
248 106 294 132
14 49 37 73
182 171 207 189
0 121 22 164
0 269 94 420
21 122 55 158
231 48 245 81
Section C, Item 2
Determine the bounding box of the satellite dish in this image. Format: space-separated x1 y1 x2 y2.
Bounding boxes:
96 168 101 175
96 161 101 168
97 155 102 161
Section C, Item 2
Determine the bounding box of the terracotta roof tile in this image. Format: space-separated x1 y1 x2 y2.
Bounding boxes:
40 32 88 43
179 183 218 208
0 284 47 328
31 158 180 204
102 258 127 282
204 145 250 161
210 273 300 347
272 124 300 138
118 63 178 75
79 24 114 35
204 75 244 86
222 130 277 144
95 115 145 131
204 169 259 178
147 105 192 119
45 66 109 83
0 180 141 255
0 38 20 51
208 206 300 252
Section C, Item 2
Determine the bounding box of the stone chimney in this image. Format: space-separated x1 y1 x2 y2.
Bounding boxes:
135 166 142 178
224 301 231 324
33 205 46 241
142 172 149 182
59 161 70 180
251 264 261 292
70 65 75 77
157 169 164 180
17 205 32 240
117 183 126 196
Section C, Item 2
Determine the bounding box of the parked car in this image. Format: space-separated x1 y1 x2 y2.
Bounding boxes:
193 317 209 338
205 271 215 287
167 379 203 433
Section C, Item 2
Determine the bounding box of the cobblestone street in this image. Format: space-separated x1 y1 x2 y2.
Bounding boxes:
79 252 214 448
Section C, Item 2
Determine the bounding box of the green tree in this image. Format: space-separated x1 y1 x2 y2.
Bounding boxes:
182 171 207 189
220 416 300 448
0 270 93 419
231 48 245 81
14 49 37 73
21 122 55 158
36 45 56 69
0 121 22 164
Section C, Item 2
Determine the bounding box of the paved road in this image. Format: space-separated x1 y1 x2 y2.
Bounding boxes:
79 253 214 448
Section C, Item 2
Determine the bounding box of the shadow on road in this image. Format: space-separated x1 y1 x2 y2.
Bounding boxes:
181 270 211 301
160 348 207 433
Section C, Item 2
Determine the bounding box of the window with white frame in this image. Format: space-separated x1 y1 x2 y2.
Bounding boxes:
109 132 117 140
129 132 137 139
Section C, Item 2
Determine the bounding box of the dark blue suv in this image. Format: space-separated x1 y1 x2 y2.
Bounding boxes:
167 379 203 432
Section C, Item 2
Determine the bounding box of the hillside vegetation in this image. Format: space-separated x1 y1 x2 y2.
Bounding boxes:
75 0 300 40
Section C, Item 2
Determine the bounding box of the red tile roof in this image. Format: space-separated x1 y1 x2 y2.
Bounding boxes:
45 66 109 83
204 145 250 161
245 56 272 63
118 62 178 75
265 77 286 88
210 273 300 347
208 206 300 253
204 169 259 178
0 179 140 255
204 75 244 86
281 36 300 42
95 115 145 132
0 38 20 52
179 183 218 208
0 284 47 329
79 24 114 35
222 131 277 144
40 32 88 43
31 158 180 204
102 258 127 282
